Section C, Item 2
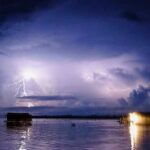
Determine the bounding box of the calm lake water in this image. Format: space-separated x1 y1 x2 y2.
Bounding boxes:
0 119 150 150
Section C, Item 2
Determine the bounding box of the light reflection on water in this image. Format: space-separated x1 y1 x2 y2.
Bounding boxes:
19 127 31 150
129 123 139 150
0 119 150 150
129 123 150 150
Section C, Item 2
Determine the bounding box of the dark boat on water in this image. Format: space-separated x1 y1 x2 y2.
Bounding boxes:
6 113 32 126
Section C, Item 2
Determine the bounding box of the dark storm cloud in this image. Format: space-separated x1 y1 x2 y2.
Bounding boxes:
128 85 150 107
64 0 115 17
135 67 150 82
115 0 150 23
113 0 150 11
0 0 149 60
110 68 136 84
0 0 63 23
0 0 149 109
17 95 78 101
120 11 146 22
118 86 150 109
64 0 150 22
118 98 128 107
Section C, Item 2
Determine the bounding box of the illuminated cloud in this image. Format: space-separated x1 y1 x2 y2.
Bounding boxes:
0 0 149 111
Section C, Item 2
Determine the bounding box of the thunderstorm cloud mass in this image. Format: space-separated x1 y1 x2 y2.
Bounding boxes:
0 0 150 115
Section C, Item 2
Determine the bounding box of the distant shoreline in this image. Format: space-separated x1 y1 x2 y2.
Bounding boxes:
32 115 123 119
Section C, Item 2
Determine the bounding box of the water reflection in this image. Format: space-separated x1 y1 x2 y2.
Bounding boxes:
19 127 31 150
129 123 150 150
3 119 150 150
6 126 31 150
129 123 140 150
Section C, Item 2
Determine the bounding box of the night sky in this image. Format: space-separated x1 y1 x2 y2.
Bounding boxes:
0 0 150 113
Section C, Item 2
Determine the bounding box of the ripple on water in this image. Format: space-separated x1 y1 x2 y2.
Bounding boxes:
0 119 150 150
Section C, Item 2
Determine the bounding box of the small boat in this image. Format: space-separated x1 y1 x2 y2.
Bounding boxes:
71 122 76 127
6 113 32 127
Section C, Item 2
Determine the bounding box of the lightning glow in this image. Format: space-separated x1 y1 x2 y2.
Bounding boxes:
22 69 38 81
27 102 34 107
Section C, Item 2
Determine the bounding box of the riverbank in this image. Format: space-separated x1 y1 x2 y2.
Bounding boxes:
32 115 122 119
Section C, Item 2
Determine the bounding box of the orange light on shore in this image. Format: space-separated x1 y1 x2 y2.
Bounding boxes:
129 113 139 124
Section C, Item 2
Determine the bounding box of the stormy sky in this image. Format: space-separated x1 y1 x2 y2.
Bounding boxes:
0 0 150 111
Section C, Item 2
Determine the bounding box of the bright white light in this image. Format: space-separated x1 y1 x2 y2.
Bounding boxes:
129 113 139 124
27 102 34 107
22 69 38 81
129 123 139 150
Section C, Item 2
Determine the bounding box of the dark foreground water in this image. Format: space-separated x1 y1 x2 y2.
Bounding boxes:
0 119 150 150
